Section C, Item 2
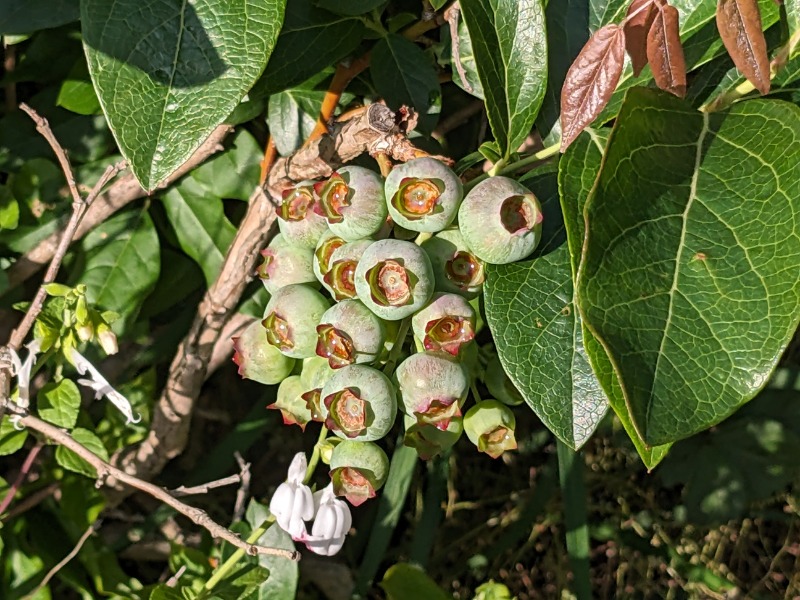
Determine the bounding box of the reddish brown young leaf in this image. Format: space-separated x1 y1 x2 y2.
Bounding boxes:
560 24 626 152
647 3 687 97
624 0 658 77
716 0 770 95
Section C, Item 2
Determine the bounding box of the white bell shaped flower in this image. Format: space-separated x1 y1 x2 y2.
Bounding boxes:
301 483 352 556
10 339 42 410
269 452 315 539
67 346 140 424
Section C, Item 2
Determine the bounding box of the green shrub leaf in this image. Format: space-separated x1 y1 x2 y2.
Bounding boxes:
0 0 78 35
37 379 81 429
56 427 109 477
578 88 800 445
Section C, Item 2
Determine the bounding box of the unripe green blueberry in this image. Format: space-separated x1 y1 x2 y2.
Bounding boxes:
257 234 317 294
464 399 517 458
277 180 329 249
320 364 397 441
458 176 543 264
315 167 387 241
421 229 485 299
355 239 434 320
384 157 463 232
329 440 390 506
322 239 372 300
316 300 386 369
299 356 337 422
485 355 524 406
411 293 476 357
268 375 313 430
232 319 296 384
394 351 468 431
313 230 347 288
403 413 463 460
262 284 330 359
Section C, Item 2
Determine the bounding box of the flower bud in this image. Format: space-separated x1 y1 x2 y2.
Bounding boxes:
394 351 468 431
321 239 371 300
329 440 389 506
320 364 397 441
262 284 330 359
403 413 463 460
411 293 475 357
464 399 517 458
232 320 296 384
458 176 543 264
421 228 485 299
355 239 434 321
316 300 386 369
96 322 119 355
384 157 463 232
257 234 317 294
315 167 387 241
485 355 524 406
268 375 313 430
269 452 314 538
277 181 330 249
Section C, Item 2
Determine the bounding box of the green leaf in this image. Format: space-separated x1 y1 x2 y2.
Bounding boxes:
578 88 800 445
268 89 326 156
559 129 670 468
161 178 237 286
0 0 79 34
82 0 286 190
314 0 386 16
448 19 484 99
0 185 19 230
0 417 28 456
255 1 365 97
189 130 263 200
78 209 161 325
485 166 607 449
56 427 110 477
380 563 450 600
245 500 298 599
56 60 102 116
37 379 81 429
459 0 547 158
370 34 442 134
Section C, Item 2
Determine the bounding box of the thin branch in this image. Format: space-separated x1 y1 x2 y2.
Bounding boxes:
26 522 99 599
1 482 60 522
232 452 251 523
170 473 242 497
0 441 44 515
9 406 298 560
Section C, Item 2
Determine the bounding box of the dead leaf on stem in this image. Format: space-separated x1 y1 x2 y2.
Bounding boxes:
647 3 687 97
624 0 660 77
716 0 770 95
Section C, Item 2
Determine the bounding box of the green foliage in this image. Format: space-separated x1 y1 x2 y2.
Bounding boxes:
55 428 109 477
37 379 80 429
380 563 450 600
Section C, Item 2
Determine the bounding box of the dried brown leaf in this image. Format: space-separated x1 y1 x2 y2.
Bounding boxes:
560 24 626 152
624 0 658 77
716 0 770 95
647 3 687 97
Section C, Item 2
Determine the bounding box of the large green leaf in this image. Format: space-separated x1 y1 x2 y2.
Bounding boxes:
559 129 671 468
78 209 161 324
161 178 237 286
577 88 800 445
37 379 81 429
0 0 78 34
459 0 547 158
56 427 110 477
370 34 442 134
188 129 262 200
484 166 607 450
82 0 286 190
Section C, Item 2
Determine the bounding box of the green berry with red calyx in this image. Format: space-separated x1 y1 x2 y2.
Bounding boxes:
411 293 476 357
257 234 317 294
329 440 389 506
232 319 296 384
403 413 464 460
316 300 386 369
384 157 464 233
299 357 336 422
262 284 330 359
464 399 518 458
421 229 485 299
277 180 329 249
458 176 543 264
394 351 468 431
315 166 387 241
313 230 347 288
322 239 372 300
355 239 434 321
268 375 313 430
320 364 397 441
485 355 524 406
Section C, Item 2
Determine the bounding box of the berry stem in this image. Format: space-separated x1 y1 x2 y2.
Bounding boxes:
464 142 561 192
382 317 412 376
305 425 329 484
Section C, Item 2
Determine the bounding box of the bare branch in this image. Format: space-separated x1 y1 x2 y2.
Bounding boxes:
26 522 99 598
0 441 44 515
232 452 251 523
9 406 298 561
170 473 242 497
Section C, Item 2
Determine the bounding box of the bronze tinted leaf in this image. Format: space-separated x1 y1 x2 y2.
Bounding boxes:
647 4 687 97
716 0 770 95
560 24 626 151
624 0 658 77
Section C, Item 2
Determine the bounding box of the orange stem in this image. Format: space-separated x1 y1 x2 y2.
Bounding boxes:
259 137 277 185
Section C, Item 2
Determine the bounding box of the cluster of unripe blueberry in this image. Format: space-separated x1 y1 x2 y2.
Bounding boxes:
233 158 542 506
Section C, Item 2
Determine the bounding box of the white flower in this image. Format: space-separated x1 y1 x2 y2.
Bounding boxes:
300 483 352 556
9 339 42 411
269 452 315 539
67 347 140 424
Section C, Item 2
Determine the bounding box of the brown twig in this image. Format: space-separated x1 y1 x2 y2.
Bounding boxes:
259 136 278 185
169 473 243 497
9 406 298 560
445 3 472 93
0 441 44 515
26 522 100 599
0 482 59 523
432 99 484 141
232 452 251 523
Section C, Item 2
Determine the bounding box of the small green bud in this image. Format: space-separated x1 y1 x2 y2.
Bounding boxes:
43 283 71 297
463 400 517 458
329 440 390 506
